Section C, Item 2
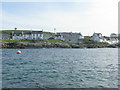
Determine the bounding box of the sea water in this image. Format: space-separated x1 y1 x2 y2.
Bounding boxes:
2 48 118 88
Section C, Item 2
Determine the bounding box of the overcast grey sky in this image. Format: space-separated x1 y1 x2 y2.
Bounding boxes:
1 0 119 36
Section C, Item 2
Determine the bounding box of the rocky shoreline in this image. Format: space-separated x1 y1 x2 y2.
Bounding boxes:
0 41 119 49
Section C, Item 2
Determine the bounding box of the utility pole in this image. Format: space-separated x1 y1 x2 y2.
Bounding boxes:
54 28 56 34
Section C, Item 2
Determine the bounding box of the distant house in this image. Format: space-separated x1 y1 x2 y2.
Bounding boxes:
12 31 43 40
43 33 55 39
22 32 32 40
58 32 84 44
1 32 11 40
110 33 118 38
109 33 118 44
12 32 23 40
90 33 105 42
118 34 120 37
31 31 43 39
48 33 55 39
55 33 64 40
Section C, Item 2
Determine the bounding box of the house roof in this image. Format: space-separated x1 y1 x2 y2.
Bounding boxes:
32 31 43 34
110 33 117 35
59 32 83 36
94 33 102 34
78 33 82 35
12 32 22 35
2 32 10 34
93 33 102 36
23 32 32 35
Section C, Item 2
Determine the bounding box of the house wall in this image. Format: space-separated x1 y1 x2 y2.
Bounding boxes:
23 34 32 40
109 38 118 44
13 36 23 40
12 32 23 40
90 33 104 42
12 32 43 40
2 33 11 40
60 33 84 44
79 35 84 39
55 35 64 40
43 33 53 39
109 33 118 44
90 36 103 42
110 34 118 38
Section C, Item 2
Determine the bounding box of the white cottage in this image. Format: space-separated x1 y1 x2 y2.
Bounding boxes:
110 33 118 38
109 33 118 44
22 32 32 40
43 33 55 39
58 32 84 44
55 33 64 40
12 32 23 40
90 33 105 42
12 31 43 40
31 31 43 39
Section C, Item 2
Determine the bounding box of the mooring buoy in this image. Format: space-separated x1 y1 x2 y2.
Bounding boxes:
16 50 21 54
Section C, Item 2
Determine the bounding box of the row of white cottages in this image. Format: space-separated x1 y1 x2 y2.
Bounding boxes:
11 31 84 44
2 31 119 44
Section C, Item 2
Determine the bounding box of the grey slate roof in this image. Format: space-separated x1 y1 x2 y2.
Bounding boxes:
23 32 32 35
32 31 43 34
12 32 22 36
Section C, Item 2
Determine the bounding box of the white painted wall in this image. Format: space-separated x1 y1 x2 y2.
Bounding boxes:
90 36 103 42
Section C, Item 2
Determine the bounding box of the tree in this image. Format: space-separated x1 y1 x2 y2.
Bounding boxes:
15 28 17 30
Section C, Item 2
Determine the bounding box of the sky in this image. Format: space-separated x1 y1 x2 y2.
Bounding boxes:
0 0 119 36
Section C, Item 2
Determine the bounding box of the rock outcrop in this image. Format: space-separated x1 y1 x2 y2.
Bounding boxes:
0 41 119 48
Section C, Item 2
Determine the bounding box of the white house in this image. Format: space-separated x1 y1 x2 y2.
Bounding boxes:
90 33 105 42
109 33 118 44
12 31 43 40
22 32 32 40
12 32 23 40
31 31 43 39
58 32 84 44
43 33 55 39
55 33 64 40
110 33 118 38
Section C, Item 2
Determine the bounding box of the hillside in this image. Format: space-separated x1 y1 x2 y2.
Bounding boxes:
0 30 32 34
0 30 55 34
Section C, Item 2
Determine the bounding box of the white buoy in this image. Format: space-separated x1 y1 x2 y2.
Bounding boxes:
16 50 21 54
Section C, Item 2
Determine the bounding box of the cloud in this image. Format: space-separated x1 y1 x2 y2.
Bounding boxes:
1 0 119 36
1 0 92 2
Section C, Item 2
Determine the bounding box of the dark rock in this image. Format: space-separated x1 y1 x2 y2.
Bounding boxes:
1 41 119 49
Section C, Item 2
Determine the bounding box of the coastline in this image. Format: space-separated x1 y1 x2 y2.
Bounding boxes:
1 40 119 49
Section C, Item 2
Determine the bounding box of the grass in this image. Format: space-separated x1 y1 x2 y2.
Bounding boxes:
0 30 55 35
1 39 72 44
1 40 21 42
0 30 32 34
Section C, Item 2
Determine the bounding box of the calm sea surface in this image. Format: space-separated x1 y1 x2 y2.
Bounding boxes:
2 48 118 88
